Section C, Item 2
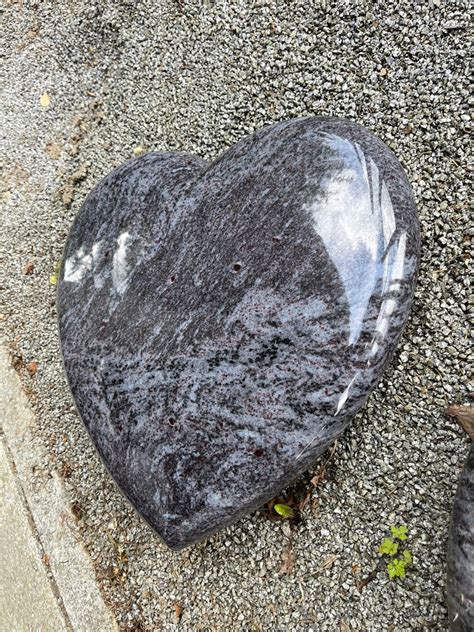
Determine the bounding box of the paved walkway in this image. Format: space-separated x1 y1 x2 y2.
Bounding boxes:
0 345 117 632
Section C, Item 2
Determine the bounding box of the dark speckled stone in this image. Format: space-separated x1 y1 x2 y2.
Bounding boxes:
58 117 420 549
447 444 474 630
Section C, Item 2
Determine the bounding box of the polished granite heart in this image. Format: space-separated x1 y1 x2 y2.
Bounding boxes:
58 117 419 549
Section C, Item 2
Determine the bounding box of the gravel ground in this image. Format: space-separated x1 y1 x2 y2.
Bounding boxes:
0 1 471 630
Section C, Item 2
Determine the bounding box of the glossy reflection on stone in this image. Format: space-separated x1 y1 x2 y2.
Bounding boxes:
58 117 420 549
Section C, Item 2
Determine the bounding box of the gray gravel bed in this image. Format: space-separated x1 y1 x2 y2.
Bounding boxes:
0 1 471 630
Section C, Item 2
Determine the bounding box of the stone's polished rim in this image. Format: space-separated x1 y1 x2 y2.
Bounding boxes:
57 117 420 549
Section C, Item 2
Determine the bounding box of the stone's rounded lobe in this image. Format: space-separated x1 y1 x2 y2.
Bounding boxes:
58 118 420 549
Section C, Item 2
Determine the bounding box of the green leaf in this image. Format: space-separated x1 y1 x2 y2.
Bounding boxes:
403 549 413 566
378 538 398 556
387 558 406 580
274 504 295 519
390 525 408 541
49 274 58 285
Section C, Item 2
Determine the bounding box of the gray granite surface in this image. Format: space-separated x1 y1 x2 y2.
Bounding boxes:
447 444 474 631
58 117 419 548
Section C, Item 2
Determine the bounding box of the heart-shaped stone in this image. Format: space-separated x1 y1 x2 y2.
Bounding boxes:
58 118 419 549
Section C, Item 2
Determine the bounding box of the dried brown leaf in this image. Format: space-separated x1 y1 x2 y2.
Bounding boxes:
281 521 292 538
298 489 312 511
174 603 183 622
265 497 280 521
356 568 379 592
59 462 72 479
446 404 474 439
70 501 83 521
10 353 23 372
279 545 295 575
23 261 34 275
26 361 38 377
310 464 326 487
310 441 338 488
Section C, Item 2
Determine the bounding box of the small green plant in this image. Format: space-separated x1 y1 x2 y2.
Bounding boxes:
273 504 295 519
390 525 408 541
378 525 413 580
378 537 398 556
387 558 406 579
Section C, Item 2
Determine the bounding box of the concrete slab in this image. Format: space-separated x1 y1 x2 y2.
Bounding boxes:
0 344 117 632
0 438 67 632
